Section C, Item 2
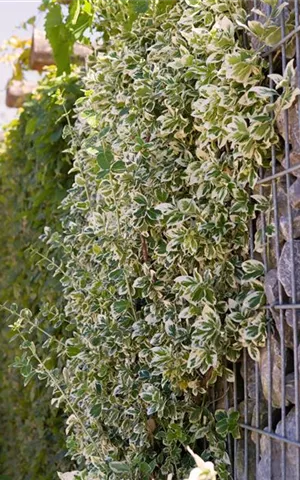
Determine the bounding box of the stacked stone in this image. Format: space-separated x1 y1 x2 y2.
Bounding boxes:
232 3 300 478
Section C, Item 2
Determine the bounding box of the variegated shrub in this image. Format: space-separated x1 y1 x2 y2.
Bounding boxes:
10 0 297 479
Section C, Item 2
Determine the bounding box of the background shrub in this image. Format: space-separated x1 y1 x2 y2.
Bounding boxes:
0 69 82 479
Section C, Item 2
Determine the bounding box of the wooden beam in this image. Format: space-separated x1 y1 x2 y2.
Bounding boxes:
29 30 53 71
6 81 36 108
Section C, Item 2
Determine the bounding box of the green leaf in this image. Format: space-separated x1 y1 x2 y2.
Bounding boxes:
263 0 280 6
249 86 277 99
67 346 81 357
215 411 228 437
69 0 93 40
112 160 126 173
268 73 284 85
174 276 196 287
248 345 261 362
227 411 240 439
90 404 101 417
45 4 72 75
245 325 260 340
243 291 265 310
284 59 296 82
96 382 102 394
140 391 153 402
97 147 114 170
132 0 149 14
215 410 240 439
139 462 153 475
134 194 148 205
242 260 265 281
248 20 265 38
264 26 281 46
112 299 130 314
69 0 81 26
156 0 176 14
109 462 131 474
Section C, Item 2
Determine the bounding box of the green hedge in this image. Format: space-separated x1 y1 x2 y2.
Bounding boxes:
0 70 82 479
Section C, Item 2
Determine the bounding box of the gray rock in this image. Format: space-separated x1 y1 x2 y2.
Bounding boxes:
277 151 300 179
236 401 256 480
287 151 300 178
285 308 300 330
264 269 296 348
277 103 300 153
278 240 300 299
259 427 270 457
277 182 288 216
260 336 290 408
256 184 287 267
264 269 288 344
250 401 269 445
265 269 279 307
240 355 260 401
280 211 300 240
236 434 256 480
290 179 300 209
257 408 300 479
275 312 295 350
285 372 300 404
253 167 284 198
275 182 300 240
236 399 276 478
239 355 275 445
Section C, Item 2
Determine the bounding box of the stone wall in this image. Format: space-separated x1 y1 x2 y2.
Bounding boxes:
228 2 300 478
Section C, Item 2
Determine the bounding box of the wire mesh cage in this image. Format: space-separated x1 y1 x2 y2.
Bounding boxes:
228 1 300 479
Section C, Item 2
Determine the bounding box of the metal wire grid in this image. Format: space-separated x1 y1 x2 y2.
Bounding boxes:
229 1 300 478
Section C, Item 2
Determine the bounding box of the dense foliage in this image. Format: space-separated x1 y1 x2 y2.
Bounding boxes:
1 0 298 478
9 0 297 479
40 0 178 75
0 69 82 479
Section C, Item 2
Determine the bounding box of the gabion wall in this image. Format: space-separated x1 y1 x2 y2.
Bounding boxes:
229 1 300 479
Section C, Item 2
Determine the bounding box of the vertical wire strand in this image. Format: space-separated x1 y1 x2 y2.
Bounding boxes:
270 141 287 478
280 3 300 480
255 360 260 475
241 2 259 477
293 1 300 478
233 362 238 480
267 317 273 480
269 33 287 480
262 4 274 478
224 370 233 475
243 349 249 480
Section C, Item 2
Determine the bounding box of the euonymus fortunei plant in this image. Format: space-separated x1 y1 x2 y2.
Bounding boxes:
2 0 298 478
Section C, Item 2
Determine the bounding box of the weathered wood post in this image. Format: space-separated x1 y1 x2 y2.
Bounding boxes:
6 81 36 108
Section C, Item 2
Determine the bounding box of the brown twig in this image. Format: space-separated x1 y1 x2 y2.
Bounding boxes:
140 234 149 263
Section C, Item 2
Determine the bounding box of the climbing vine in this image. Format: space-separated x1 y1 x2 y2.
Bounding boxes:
0 69 82 479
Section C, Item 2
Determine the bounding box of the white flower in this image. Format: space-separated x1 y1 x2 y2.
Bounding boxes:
184 446 217 480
